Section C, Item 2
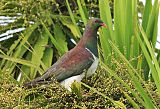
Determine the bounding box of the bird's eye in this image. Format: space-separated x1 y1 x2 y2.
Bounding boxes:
95 20 100 23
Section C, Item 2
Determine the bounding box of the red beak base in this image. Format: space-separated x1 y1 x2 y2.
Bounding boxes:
100 23 108 28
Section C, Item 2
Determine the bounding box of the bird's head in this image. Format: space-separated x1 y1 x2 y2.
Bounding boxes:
87 18 107 30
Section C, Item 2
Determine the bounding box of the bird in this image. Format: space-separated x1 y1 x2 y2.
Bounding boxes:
24 18 107 91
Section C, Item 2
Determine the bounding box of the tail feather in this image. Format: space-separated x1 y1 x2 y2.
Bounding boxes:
23 77 51 88
23 68 54 88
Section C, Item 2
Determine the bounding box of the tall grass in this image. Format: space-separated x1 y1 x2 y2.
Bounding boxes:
0 0 159 108
67 0 160 108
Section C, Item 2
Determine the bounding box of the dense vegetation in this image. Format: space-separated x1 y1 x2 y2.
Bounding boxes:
0 0 159 108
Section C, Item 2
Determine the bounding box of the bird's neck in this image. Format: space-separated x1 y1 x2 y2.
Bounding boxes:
78 26 98 57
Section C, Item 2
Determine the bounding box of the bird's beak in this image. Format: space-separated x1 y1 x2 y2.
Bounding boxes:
100 23 108 28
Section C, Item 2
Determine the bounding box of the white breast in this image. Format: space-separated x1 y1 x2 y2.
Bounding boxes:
86 57 99 77
85 47 99 77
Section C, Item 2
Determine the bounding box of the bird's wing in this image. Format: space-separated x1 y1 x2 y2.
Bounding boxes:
44 46 94 81
24 46 94 87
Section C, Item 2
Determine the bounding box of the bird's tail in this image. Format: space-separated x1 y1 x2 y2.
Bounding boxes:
23 77 51 88
23 67 56 88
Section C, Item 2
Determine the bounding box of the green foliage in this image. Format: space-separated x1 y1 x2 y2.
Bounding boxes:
0 0 71 82
0 0 159 108
0 65 159 108
71 81 82 99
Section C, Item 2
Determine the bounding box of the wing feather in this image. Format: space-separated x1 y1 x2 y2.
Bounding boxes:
24 46 93 87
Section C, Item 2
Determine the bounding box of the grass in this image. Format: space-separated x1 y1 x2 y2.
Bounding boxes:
0 57 159 108
0 0 160 108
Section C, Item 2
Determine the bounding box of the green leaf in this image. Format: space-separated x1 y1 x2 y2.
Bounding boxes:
60 17 80 38
77 0 87 25
0 54 43 73
138 27 160 93
146 0 158 38
124 0 133 59
41 21 65 55
20 51 32 82
141 0 159 78
66 0 82 37
42 47 53 68
2 23 39 74
114 0 126 52
71 81 82 99
142 0 152 31
99 0 112 63
30 28 49 79
54 23 68 52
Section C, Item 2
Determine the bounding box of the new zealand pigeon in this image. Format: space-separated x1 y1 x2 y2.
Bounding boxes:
24 18 107 90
